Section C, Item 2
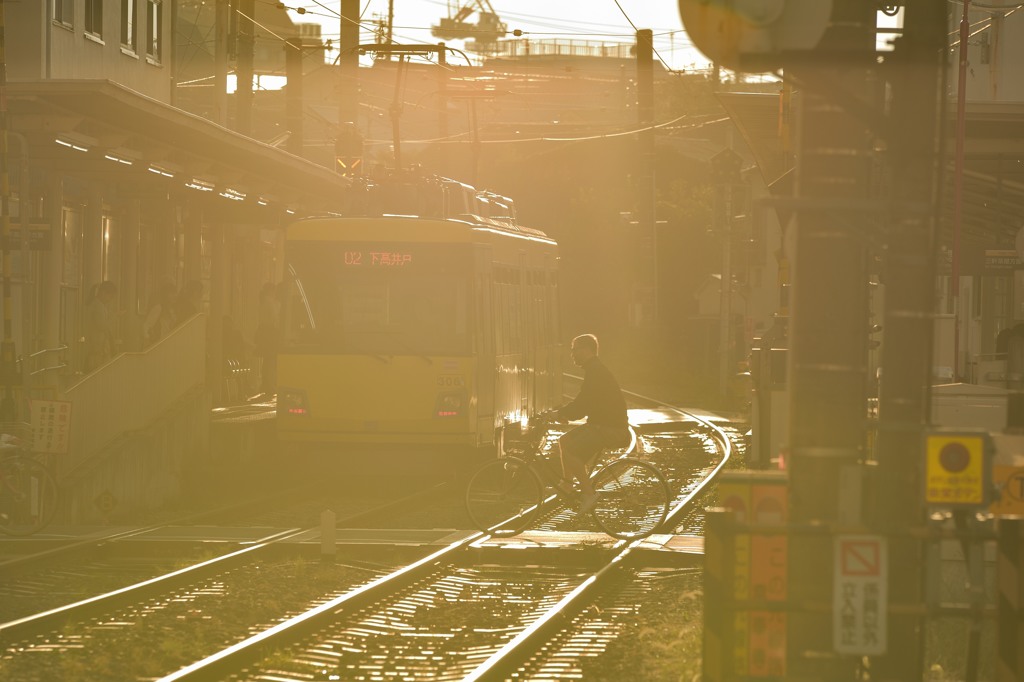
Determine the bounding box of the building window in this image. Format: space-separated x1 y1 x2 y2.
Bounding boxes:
84 0 103 37
145 0 162 62
53 0 73 27
121 0 137 51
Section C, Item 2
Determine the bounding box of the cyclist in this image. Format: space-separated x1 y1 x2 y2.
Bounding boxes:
553 333 629 512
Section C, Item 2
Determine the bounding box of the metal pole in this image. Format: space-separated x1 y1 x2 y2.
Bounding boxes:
390 54 405 170
718 179 733 397
214 0 228 126
0 0 18 421
636 29 656 325
952 0 970 380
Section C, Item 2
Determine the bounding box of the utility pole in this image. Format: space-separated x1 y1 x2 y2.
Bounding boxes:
437 42 449 173
0 0 17 422
386 0 395 59
338 0 360 127
285 37 303 156
235 0 255 136
636 29 656 325
952 0 970 380
872 1 948 679
786 0 874 677
214 0 228 126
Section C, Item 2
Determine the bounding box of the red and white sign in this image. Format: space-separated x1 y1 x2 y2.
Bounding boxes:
833 535 887 655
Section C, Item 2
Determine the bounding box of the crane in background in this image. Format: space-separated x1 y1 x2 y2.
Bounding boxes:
432 1 507 49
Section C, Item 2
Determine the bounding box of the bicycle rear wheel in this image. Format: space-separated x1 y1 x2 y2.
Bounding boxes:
590 459 670 540
0 455 59 536
465 457 543 537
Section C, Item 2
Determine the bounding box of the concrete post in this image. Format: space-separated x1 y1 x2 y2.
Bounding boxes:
786 1 874 677
872 2 948 679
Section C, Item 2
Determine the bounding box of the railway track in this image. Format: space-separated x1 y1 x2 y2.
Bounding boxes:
0 487 449 681
154 395 733 681
0 385 739 680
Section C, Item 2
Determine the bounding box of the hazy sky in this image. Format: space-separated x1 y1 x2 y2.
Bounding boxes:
284 0 711 70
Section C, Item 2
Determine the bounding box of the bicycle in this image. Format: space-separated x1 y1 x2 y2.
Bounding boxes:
0 432 59 536
465 412 671 540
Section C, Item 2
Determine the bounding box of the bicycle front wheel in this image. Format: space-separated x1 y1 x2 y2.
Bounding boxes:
590 459 670 540
0 455 59 536
465 457 543 537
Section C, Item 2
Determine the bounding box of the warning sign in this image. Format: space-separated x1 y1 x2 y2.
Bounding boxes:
924 432 988 507
834 535 888 655
30 399 72 454
992 465 1024 517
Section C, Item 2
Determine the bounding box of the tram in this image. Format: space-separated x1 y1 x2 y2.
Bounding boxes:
275 176 563 456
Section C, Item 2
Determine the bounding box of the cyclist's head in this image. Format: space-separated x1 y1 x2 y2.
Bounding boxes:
570 334 598 366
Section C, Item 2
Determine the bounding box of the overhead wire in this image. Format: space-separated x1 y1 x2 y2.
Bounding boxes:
362 112 729 147
280 1 696 65
610 0 673 71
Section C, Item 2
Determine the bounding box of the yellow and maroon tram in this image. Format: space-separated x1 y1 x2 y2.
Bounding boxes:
275 178 562 456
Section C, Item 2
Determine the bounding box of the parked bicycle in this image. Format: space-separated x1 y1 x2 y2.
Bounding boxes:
465 412 671 540
0 431 59 536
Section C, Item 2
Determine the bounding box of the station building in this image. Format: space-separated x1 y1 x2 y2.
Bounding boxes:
4 1 351 519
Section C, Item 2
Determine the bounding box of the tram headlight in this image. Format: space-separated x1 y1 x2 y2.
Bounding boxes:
434 390 466 418
278 387 310 416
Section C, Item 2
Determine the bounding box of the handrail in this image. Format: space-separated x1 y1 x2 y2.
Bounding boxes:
30 363 67 377
27 344 68 360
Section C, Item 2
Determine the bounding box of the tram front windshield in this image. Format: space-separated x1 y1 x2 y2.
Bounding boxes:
283 241 471 356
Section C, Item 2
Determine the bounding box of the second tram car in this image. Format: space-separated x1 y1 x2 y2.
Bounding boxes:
276 178 562 455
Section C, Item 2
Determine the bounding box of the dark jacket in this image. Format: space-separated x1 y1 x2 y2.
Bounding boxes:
557 356 628 430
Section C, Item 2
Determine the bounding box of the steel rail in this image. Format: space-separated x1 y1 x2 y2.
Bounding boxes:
462 540 634 681
0 484 309 576
461 389 733 680
0 527 305 644
0 484 448 643
158 391 731 681
157 531 485 682
562 374 735 530
622 389 734 530
0 479 448 577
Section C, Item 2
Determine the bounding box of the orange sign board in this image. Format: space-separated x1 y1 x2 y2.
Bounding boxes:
992 465 1024 517
720 470 788 678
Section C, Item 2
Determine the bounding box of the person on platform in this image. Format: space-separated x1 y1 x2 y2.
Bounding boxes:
142 282 178 346
83 280 118 372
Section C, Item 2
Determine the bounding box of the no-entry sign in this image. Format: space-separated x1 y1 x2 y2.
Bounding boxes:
833 535 888 656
